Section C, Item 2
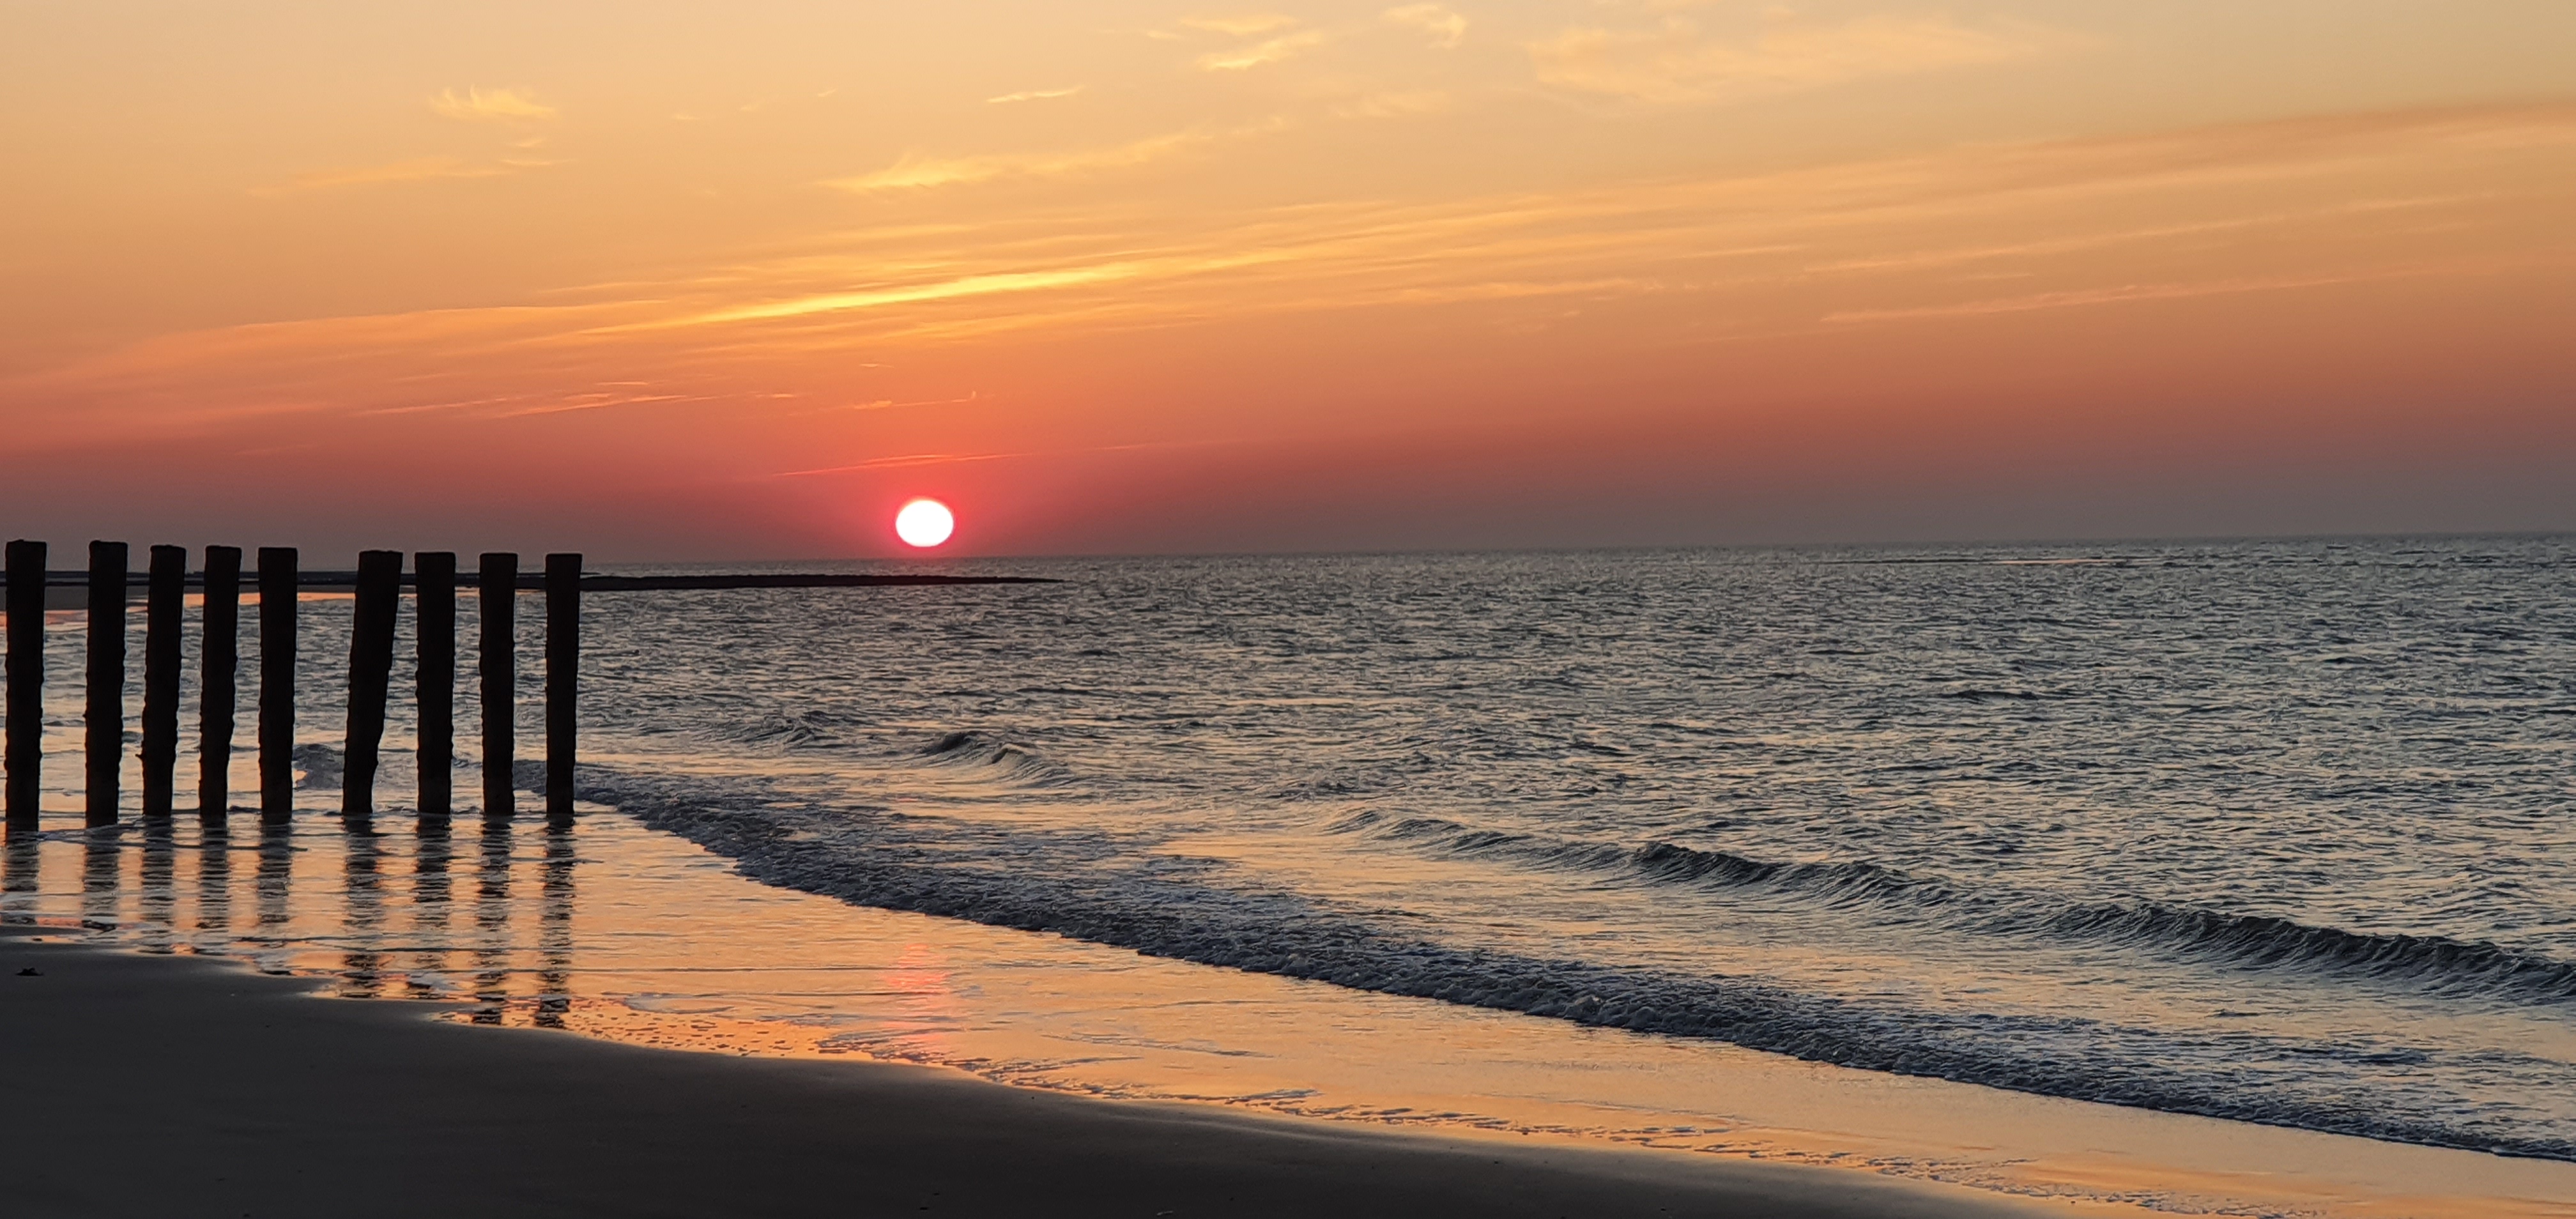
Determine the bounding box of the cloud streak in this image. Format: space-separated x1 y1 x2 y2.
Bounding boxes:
1384 5 1468 50
825 120 1280 190
256 156 520 195
28 101 2567 450
1199 29 1327 71
987 86 1082 104
1821 273 2400 324
431 86 558 123
1530 14 2054 103
1179 15 1299 38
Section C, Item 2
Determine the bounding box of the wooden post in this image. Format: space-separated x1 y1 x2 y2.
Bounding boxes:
199 546 241 824
341 549 402 820
258 546 297 823
86 540 127 827
4 539 43 829
545 553 579 822
479 552 516 820
415 551 456 822
141 544 185 818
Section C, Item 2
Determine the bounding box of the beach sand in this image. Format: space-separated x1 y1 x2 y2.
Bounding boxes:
6 813 2574 1219
0 926 2053 1219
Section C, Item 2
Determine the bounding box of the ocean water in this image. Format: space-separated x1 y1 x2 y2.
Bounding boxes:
10 537 2576 1162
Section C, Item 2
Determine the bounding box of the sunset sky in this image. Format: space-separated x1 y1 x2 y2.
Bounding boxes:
3 1 2571 558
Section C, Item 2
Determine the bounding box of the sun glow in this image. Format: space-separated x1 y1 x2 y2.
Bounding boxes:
894 498 956 548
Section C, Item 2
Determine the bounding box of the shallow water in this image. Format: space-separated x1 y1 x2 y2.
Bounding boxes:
6 537 2575 1163
12 813 2576 1219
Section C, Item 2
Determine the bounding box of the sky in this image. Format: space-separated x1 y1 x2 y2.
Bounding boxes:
2 1 2571 559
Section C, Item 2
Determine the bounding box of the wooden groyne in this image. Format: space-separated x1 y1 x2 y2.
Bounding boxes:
0 547 1046 832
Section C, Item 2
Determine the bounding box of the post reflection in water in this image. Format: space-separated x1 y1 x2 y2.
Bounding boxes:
255 820 291 937
340 822 385 998
535 824 576 1029
407 823 454 1000
139 822 175 953
197 824 234 935
2 833 38 907
82 831 121 928
472 821 512 1025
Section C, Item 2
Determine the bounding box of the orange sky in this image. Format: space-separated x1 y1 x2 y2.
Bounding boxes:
3 2 2571 558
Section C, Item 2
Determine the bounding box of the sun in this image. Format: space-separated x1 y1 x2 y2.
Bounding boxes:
894 498 956 548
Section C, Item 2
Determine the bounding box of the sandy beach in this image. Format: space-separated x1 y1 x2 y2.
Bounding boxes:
1 924 2053 1219
6 807 2573 1219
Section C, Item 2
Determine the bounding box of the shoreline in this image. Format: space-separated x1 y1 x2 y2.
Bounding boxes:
5 811 2573 1219
0 926 2050 1219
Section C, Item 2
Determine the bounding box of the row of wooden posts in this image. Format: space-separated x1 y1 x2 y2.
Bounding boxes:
2 540 579 832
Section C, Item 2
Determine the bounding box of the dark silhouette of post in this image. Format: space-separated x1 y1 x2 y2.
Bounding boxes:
141 544 186 818
546 553 580 822
4 539 43 829
479 552 516 820
341 550 402 820
86 540 128 827
258 547 297 823
199 545 241 824
416 552 456 822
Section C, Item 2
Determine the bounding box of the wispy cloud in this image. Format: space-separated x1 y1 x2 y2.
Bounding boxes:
36 100 2564 450
431 86 558 123
774 450 1033 476
1330 90 1453 119
988 86 1083 104
617 103 2576 344
1384 4 1467 50
256 155 518 195
1179 15 1299 37
1821 272 2406 325
1531 14 2053 104
772 440 1189 478
1199 29 1327 71
670 268 1140 328
825 120 1279 191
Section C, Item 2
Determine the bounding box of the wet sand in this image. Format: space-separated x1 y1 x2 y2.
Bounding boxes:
0 926 2050 1219
6 813 2575 1219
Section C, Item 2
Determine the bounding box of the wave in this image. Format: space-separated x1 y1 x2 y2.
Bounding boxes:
701 709 869 750
914 730 1079 789
1329 813 2576 1006
587 767 2573 1163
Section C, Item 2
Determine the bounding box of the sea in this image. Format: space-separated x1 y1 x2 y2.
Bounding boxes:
6 536 2573 1168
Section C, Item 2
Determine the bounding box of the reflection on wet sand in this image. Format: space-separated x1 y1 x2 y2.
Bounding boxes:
82 832 119 928
3 815 582 1023
256 822 291 936
537 825 574 1029
4 811 2570 1219
139 824 174 953
406 825 451 1000
341 822 383 998
196 825 231 934
472 822 512 1025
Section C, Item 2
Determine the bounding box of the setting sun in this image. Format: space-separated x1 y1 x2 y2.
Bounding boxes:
894 498 954 548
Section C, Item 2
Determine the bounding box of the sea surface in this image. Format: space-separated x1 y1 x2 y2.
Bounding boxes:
10 537 2576 1163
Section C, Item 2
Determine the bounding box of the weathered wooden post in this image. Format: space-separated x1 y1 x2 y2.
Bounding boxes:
86 540 127 827
341 549 402 819
199 545 241 824
479 552 516 820
546 552 579 823
416 551 457 822
258 546 297 823
4 539 43 829
141 544 185 818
